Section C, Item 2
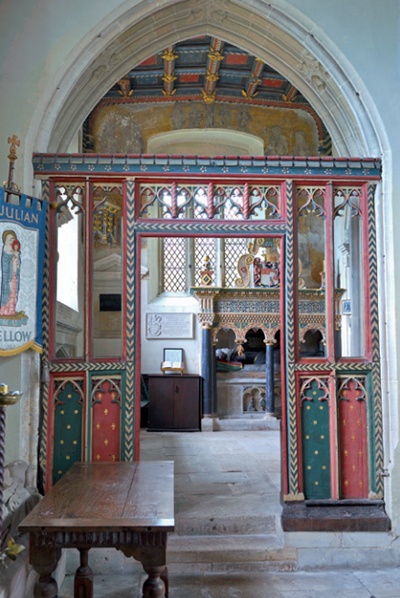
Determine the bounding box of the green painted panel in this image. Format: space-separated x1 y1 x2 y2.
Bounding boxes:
301 379 331 499
52 380 83 484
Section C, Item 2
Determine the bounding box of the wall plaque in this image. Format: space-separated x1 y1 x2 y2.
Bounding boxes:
146 313 193 339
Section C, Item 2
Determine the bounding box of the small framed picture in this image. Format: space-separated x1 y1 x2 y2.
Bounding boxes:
342 299 351 315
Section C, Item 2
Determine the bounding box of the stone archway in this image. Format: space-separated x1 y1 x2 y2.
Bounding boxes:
31 0 385 158
27 0 396 528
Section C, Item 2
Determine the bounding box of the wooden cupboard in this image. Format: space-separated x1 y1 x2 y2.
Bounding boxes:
147 374 202 431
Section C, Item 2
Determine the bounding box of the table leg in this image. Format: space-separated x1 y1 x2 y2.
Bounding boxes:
118 539 169 598
74 548 93 598
161 566 169 597
30 544 61 598
142 564 167 598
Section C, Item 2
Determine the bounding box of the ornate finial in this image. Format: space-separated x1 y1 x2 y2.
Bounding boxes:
7 135 20 162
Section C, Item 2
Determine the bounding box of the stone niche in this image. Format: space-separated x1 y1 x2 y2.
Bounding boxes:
217 371 266 417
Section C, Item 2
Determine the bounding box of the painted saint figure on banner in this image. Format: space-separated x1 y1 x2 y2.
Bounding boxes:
0 229 21 316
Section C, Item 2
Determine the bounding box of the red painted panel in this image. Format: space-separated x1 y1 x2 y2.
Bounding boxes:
139 55 158 67
262 78 283 88
92 379 121 462
225 53 249 65
179 73 200 83
339 379 369 498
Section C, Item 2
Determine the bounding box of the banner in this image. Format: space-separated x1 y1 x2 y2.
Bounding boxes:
0 187 47 356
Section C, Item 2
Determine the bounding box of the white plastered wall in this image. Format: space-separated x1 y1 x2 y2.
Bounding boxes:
0 0 399 531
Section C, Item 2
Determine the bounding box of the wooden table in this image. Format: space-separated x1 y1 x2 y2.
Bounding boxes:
19 461 174 598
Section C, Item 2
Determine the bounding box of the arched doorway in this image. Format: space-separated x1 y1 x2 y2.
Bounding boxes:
30 2 388 531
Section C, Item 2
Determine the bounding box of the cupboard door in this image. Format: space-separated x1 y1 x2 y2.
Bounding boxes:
147 375 201 431
173 377 200 430
148 376 174 430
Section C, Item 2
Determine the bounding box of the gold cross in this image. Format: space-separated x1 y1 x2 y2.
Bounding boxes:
7 134 20 161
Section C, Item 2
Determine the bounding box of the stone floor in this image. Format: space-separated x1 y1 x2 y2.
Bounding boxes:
58 429 400 597
59 568 400 597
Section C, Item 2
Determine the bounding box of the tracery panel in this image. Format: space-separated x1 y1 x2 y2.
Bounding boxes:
139 181 283 220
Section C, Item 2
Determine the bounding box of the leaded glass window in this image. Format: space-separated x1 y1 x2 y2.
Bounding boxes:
224 238 248 286
163 237 187 292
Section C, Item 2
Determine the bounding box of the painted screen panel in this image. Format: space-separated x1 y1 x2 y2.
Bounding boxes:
52 378 84 484
301 378 331 499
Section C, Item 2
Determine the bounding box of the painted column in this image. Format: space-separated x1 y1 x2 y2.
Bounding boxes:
201 324 214 416
265 341 275 413
212 339 217 415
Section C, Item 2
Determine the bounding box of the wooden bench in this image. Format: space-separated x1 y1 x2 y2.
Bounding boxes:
19 461 174 598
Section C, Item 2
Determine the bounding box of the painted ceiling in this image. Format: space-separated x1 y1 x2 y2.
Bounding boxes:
84 36 331 155
106 36 306 104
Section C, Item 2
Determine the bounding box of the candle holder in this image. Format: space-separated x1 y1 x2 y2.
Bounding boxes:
0 384 22 406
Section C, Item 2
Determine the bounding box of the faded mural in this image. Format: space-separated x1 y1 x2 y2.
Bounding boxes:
85 101 324 156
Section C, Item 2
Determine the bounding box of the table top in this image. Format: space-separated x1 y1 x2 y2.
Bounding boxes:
19 461 174 533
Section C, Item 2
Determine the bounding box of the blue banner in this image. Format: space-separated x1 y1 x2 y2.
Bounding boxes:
0 187 47 355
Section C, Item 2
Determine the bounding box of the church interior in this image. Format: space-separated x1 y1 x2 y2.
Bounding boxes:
1 2 400 596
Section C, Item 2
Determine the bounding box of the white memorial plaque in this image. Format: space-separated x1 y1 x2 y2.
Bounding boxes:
146 312 193 339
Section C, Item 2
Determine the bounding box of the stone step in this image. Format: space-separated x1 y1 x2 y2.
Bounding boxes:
175 513 279 536
167 534 297 572
214 415 280 431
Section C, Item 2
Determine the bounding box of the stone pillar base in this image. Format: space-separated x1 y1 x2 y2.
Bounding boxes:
201 416 219 432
